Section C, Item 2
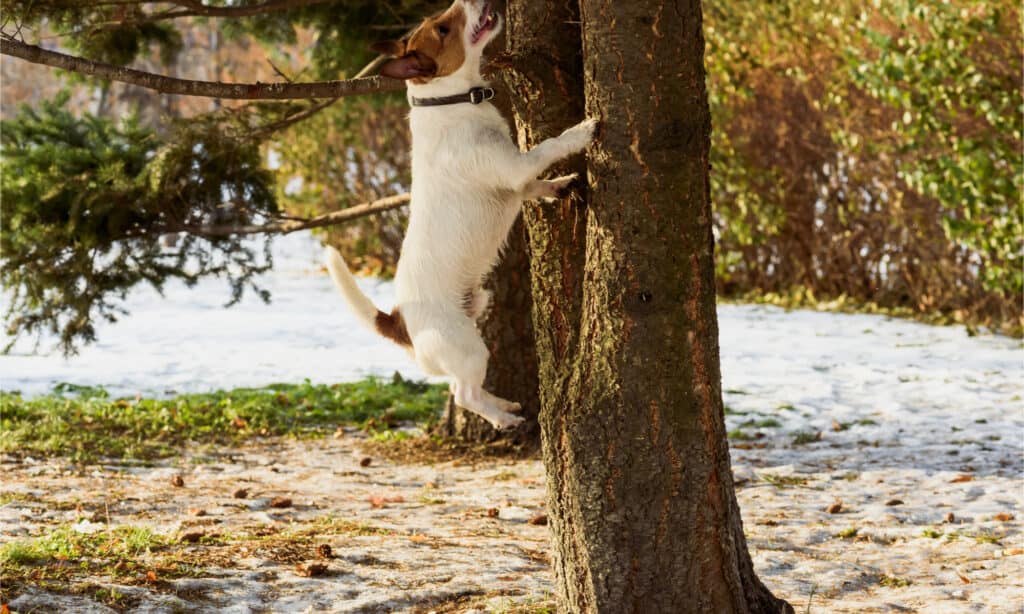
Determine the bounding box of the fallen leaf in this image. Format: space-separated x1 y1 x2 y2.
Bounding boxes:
409 534 429 543
233 488 249 499
179 531 205 544
232 417 248 429
826 501 843 514
994 513 1015 522
944 512 956 524
368 495 403 508
269 497 292 509
146 570 158 583
950 474 974 483
170 475 185 488
1004 548 1024 556
317 544 332 558
486 508 500 518
360 457 373 467
885 499 904 506
2 603 10 614
187 508 206 517
528 514 548 526
957 572 970 584
295 563 328 578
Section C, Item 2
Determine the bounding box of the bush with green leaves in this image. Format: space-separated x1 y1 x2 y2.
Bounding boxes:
705 0 1021 333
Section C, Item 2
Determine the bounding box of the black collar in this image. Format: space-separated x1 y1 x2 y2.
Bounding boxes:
409 86 495 107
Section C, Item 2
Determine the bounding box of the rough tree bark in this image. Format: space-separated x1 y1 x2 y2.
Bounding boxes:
513 0 795 611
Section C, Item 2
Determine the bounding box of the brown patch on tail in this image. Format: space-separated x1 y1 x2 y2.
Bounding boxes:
375 308 412 347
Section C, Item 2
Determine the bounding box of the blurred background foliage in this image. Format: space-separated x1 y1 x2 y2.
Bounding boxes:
705 0 1021 334
0 0 1020 353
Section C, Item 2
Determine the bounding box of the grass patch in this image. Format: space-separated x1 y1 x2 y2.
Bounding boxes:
728 429 757 441
972 530 1003 545
0 524 168 567
0 378 447 462
835 527 859 539
760 474 809 488
878 574 911 588
791 431 821 445
740 418 782 429
921 527 944 539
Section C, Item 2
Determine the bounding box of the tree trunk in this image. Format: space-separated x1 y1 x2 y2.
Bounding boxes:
527 0 794 611
502 0 591 450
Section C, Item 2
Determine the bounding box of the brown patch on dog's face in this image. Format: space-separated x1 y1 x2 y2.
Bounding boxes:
374 4 467 83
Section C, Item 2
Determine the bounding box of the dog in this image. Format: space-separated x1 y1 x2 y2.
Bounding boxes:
324 0 597 429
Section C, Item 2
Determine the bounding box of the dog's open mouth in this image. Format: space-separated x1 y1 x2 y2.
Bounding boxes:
470 3 499 45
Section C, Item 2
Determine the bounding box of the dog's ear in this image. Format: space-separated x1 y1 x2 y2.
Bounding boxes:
370 39 406 57
378 52 437 80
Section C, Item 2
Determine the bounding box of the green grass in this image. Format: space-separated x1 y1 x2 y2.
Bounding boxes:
878 574 911 588
740 418 783 429
791 431 820 445
0 524 168 567
760 473 809 488
0 378 447 462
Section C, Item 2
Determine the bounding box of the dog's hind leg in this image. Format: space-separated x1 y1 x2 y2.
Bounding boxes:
427 322 524 430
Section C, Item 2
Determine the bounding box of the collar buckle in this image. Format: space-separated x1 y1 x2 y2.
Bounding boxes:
469 87 495 105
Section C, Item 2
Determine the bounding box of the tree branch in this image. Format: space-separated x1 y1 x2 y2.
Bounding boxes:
164 0 336 18
0 38 404 99
174 193 411 237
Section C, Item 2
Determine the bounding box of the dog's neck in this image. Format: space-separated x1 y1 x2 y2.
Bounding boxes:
406 56 487 101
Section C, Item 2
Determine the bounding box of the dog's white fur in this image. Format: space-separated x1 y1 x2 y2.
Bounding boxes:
325 0 596 429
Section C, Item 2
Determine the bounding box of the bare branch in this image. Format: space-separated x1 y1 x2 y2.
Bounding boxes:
0 38 404 99
175 194 411 237
163 0 336 18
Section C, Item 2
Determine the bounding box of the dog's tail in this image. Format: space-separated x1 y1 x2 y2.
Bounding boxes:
323 246 411 347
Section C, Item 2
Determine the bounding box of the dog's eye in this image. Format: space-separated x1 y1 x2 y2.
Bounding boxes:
437 25 449 37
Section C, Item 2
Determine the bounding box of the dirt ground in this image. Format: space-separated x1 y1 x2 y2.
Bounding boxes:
2 426 1021 614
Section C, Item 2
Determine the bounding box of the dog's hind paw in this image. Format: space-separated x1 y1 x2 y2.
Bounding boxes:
490 411 525 430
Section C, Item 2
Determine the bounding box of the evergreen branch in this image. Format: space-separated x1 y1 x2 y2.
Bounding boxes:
173 193 411 237
0 38 405 99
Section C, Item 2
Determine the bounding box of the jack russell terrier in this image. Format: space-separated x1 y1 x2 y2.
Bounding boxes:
325 0 597 429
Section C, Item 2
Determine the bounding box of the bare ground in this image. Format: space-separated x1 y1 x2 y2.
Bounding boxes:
1 429 1021 614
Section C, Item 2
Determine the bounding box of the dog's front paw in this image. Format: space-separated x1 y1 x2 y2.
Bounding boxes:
536 173 579 201
560 117 599 153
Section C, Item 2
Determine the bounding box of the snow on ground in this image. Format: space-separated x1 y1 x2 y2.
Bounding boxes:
1 232 429 399
2 231 1022 612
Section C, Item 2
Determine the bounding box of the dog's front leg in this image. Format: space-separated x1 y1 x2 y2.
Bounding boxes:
500 118 598 189
521 174 579 201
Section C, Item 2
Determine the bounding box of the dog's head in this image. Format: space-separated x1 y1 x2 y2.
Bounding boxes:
372 0 502 84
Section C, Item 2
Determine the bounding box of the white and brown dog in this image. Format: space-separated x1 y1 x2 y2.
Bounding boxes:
325 0 597 429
